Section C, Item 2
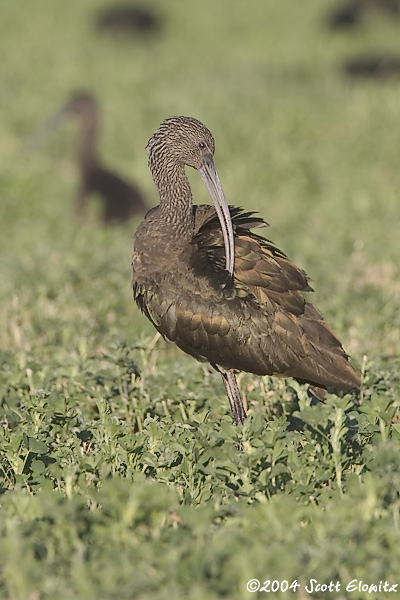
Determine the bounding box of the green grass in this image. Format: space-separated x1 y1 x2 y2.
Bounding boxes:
1 1 400 598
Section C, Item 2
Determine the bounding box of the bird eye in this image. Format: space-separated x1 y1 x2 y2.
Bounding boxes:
198 141 206 150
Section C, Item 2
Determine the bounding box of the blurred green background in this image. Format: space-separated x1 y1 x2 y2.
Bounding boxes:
1 1 400 599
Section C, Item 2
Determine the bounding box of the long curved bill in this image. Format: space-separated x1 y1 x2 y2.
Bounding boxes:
198 156 235 277
25 105 72 151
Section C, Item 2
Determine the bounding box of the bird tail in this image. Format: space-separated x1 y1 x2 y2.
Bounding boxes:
291 301 361 391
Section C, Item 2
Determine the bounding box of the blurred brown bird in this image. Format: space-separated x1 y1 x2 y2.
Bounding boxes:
29 92 148 224
328 0 399 29
344 55 400 79
132 117 360 425
96 5 161 35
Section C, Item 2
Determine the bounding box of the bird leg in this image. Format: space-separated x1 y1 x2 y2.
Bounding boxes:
216 366 247 425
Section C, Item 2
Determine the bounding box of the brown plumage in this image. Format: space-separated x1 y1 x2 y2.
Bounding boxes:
343 55 400 79
132 117 360 425
327 0 399 29
30 92 147 224
96 5 161 35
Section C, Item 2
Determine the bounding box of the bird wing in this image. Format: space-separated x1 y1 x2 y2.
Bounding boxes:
133 205 360 390
192 206 312 316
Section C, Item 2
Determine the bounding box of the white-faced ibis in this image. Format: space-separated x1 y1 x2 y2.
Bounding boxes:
96 5 161 35
343 55 400 79
30 92 147 224
327 0 398 29
132 116 360 426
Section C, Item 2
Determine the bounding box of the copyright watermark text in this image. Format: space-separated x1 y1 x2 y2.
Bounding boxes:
246 578 398 594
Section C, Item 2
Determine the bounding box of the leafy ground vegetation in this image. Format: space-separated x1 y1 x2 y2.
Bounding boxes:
1 1 400 598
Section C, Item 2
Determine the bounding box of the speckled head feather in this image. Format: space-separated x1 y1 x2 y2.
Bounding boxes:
145 116 235 274
147 116 215 174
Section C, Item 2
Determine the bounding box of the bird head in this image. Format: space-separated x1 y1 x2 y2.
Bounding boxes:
147 116 216 167
65 92 97 117
147 116 234 275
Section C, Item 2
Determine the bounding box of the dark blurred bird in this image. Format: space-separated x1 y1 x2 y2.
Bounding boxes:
29 92 147 224
328 0 399 29
132 117 360 425
343 54 400 79
96 5 161 36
